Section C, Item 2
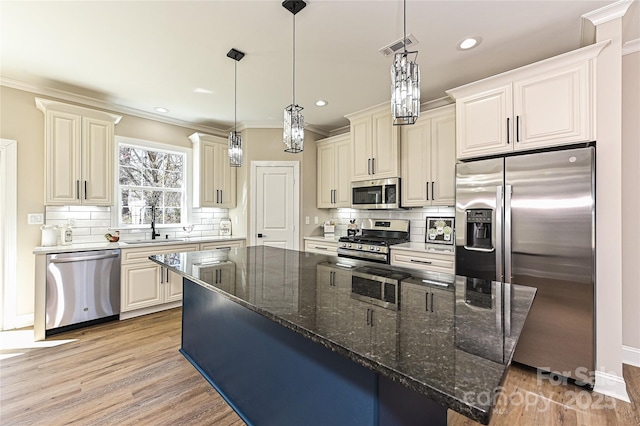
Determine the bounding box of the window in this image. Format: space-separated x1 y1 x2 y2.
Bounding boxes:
117 141 187 227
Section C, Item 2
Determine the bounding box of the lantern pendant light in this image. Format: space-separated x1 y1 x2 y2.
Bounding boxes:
391 0 420 125
282 0 306 153
227 48 245 167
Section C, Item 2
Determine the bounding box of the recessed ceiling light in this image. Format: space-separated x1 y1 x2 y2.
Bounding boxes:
155 107 169 113
457 36 482 51
194 88 213 94
315 100 328 107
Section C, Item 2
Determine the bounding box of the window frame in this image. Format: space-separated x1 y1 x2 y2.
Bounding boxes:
114 136 192 230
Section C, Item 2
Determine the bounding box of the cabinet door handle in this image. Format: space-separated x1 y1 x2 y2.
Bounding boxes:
368 158 371 175
160 267 164 284
366 308 370 325
430 293 434 312
426 182 429 200
370 309 374 327
425 292 429 312
84 181 87 200
516 115 520 143
220 190 223 203
166 268 170 283
507 118 510 144
432 182 436 201
76 180 80 200
372 158 375 175
410 259 432 265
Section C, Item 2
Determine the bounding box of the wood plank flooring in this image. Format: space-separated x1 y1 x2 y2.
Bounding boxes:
1 308 638 425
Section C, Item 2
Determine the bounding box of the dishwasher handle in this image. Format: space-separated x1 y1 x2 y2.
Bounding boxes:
49 252 120 263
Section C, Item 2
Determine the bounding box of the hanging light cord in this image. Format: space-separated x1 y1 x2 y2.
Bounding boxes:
292 12 296 107
403 0 407 53
234 59 237 133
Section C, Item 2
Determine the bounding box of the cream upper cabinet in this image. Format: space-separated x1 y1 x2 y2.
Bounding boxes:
401 105 456 207
316 133 351 208
36 98 121 206
447 42 607 160
190 133 236 208
347 103 400 181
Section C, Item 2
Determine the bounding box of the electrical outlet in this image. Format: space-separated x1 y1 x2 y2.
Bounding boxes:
305 216 310 225
27 213 44 225
314 216 319 225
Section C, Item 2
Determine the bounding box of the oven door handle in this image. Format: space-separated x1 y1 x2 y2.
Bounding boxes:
337 248 388 262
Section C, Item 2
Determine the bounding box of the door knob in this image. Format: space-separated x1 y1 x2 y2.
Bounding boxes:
258 233 267 238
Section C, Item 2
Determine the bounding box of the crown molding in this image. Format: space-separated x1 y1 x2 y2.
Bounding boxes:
623 38 640 55
238 120 330 137
582 0 634 26
0 77 228 137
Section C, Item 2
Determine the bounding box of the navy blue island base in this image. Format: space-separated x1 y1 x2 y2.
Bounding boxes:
181 278 447 426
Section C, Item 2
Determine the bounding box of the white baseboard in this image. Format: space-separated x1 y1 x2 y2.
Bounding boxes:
623 345 640 367
13 313 34 329
594 370 631 402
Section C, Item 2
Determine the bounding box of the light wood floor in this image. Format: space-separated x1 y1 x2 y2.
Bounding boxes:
1 308 638 425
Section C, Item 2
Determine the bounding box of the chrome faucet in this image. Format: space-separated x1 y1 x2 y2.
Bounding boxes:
150 206 160 240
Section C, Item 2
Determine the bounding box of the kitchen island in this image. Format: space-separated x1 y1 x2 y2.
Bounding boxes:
151 246 535 425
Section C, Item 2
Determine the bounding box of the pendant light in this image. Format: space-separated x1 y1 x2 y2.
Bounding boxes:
391 0 420 125
282 0 306 153
227 48 245 167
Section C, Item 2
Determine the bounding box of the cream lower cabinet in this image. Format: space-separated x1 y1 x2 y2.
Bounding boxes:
317 134 351 208
447 42 607 160
390 249 455 274
347 103 400 181
199 240 245 251
304 239 338 255
121 243 198 314
401 105 456 207
190 133 236 208
35 98 121 206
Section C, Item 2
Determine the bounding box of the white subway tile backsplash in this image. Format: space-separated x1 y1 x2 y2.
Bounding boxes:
45 205 229 243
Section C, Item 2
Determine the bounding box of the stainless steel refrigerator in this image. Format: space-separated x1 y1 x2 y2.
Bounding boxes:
455 146 595 386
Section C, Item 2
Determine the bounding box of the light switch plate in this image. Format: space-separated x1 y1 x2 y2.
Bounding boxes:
305 216 310 225
28 213 44 225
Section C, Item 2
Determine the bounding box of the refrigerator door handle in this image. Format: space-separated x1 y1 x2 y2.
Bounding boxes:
495 186 504 282
504 185 513 282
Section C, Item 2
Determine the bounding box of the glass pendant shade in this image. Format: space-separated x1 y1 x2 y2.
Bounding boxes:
391 51 420 125
284 104 304 153
228 130 242 167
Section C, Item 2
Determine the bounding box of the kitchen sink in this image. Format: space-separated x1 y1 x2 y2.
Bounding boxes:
123 239 185 245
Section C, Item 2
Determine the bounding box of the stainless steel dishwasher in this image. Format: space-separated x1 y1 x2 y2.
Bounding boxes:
45 249 121 334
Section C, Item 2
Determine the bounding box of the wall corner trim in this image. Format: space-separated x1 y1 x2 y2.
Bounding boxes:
594 370 631 402
622 345 640 368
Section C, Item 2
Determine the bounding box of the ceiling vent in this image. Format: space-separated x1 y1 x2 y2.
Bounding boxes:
379 34 419 57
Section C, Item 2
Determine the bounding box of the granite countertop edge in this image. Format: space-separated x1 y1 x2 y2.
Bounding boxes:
33 236 247 254
150 253 492 425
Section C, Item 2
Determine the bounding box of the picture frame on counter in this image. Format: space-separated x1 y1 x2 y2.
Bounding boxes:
425 217 454 245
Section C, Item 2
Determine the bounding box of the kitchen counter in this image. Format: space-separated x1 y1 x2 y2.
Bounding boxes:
33 235 247 254
304 235 341 243
151 246 535 425
392 241 455 255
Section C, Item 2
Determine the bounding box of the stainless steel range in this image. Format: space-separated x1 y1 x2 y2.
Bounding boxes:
338 219 410 264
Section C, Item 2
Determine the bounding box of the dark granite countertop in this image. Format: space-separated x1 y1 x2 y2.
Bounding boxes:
150 246 535 425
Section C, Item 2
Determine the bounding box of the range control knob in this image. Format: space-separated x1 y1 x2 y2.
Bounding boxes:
347 243 352 248
376 247 381 252
369 246 375 251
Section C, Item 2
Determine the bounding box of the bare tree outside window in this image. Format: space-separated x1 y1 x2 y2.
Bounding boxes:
118 144 185 226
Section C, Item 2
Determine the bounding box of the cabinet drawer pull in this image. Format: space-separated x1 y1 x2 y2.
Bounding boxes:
314 246 328 250
215 246 231 250
410 259 432 264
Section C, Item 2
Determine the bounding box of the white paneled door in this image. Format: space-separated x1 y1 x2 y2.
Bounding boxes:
253 162 299 250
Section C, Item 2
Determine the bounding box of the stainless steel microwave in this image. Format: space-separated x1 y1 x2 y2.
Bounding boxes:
351 178 401 209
